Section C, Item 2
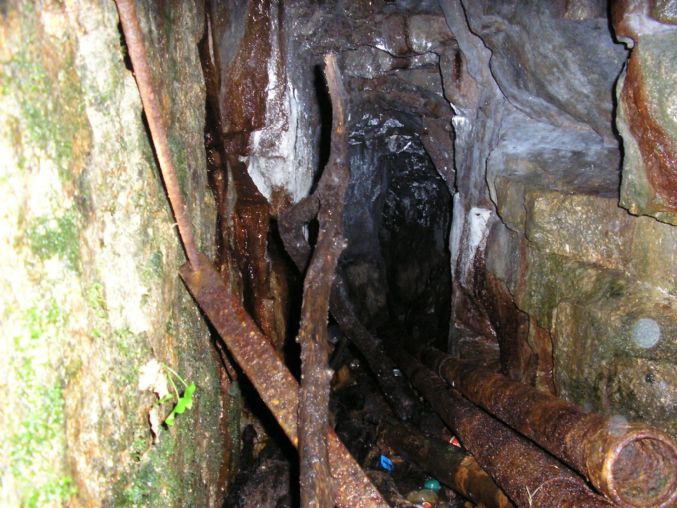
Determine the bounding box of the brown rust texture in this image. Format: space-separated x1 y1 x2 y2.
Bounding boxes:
621 46 677 210
201 5 291 355
613 0 677 212
179 254 388 507
295 53 349 507
382 423 513 508
527 317 556 394
230 157 290 353
219 0 272 139
394 350 615 508
422 348 677 508
480 269 538 385
455 252 544 386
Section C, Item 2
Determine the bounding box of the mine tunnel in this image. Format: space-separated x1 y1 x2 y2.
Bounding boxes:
1 0 676 507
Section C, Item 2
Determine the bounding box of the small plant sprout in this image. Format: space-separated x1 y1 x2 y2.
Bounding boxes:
161 364 196 426
138 359 196 441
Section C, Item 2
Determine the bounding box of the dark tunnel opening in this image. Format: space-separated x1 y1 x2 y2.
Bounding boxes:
342 105 452 350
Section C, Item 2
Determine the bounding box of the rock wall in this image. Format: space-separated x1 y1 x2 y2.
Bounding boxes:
0 1 235 506
614 0 677 225
441 0 676 436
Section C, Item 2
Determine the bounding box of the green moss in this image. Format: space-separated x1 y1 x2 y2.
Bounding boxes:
86 282 108 319
9 384 65 471
227 381 242 474
168 129 189 201
131 436 149 463
0 16 90 183
1 54 81 179
142 250 165 285
5 302 75 506
522 248 629 329
21 299 65 341
113 329 150 386
24 476 76 508
26 209 80 272
116 429 183 508
604 278 625 300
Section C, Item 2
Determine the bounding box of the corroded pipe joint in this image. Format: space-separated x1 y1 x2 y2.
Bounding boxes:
583 424 677 508
421 347 677 508
395 350 614 507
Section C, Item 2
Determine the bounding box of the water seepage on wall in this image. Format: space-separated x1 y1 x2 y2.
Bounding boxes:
0 1 235 506
228 0 675 436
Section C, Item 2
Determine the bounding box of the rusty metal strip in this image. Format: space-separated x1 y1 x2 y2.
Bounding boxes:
382 422 513 508
393 349 615 507
180 254 388 507
421 347 677 508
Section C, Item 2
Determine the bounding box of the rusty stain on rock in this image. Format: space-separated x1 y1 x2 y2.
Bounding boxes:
613 0 677 216
621 48 677 210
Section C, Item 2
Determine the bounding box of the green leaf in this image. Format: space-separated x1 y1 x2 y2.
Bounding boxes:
184 383 196 409
173 397 188 415
162 382 196 426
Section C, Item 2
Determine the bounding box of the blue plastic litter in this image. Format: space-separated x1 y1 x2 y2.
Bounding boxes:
380 454 394 472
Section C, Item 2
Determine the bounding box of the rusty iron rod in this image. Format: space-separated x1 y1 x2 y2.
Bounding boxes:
115 0 201 269
393 349 615 507
421 347 677 508
117 2 385 505
180 255 388 507
382 422 514 508
280 212 421 423
296 53 349 507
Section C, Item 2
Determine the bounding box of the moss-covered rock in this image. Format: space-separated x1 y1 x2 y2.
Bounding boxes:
0 1 232 506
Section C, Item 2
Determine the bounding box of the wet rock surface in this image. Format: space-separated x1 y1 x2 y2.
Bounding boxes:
482 157 677 435
614 0 677 224
430 0 676 438
0 1 231 506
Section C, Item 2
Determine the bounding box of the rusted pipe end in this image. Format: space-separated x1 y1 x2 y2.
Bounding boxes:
593 427 677 508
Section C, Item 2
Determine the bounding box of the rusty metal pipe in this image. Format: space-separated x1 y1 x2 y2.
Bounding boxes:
421 347 677 508
382 423 513 508
180 255 388 507
393 349 615 507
